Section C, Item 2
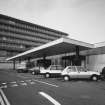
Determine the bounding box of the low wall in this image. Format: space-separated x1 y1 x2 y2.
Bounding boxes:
0 62 13 70
86 54 105 72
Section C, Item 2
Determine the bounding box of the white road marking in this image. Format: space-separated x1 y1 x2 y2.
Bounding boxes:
33 79 59 87
39 92 61 105
30 82 35 84
10 81 17 84
20 83 27 86
11 84 18 87
26 80 31 82
0 88 11 105
0 85 7 89
0 95 5 105
20 81 25 82
2 83 6 85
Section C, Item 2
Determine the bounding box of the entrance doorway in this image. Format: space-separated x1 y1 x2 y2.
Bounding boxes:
62 55 86 67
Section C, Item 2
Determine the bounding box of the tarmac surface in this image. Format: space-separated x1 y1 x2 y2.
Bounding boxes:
0 69 105 105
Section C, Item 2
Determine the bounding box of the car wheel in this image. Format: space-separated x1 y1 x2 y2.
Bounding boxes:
91 75 98 81
45 73 50 78
63 75 70 81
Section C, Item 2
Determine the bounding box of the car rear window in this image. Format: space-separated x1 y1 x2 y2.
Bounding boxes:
50 65 64 70
67 66 76 72
77 66 86 72
56 66 64 70
50 66 56 70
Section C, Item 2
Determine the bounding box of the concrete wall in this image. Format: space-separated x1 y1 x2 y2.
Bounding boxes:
86 54 105 72
0 62 13 70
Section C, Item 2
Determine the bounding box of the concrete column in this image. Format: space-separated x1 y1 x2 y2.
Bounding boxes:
19 59 21 63
75 46 80 66
13 60 16 70
43 54 46 68
75 46 79 57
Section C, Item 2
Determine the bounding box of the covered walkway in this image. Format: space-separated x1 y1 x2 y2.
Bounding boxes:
6 37 94 61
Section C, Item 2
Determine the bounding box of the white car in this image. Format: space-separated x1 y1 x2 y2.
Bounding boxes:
16 62 28 73
29 66 44 75
61 66 100 81
40 65 64 78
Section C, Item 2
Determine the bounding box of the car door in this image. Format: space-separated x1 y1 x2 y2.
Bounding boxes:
77 67 90 79
50 65 61 74
50 66 56 74
68 66 79 79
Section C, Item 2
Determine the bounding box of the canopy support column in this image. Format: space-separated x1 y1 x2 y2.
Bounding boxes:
76 46 79 57
13 60 16 70
74 46 80 66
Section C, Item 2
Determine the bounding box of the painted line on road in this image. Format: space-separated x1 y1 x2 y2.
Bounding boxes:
20 83 27 86
33 79 59 87
39 92 61 105
2 83 6 85
0 95 5 105
26 80 31 82
20 81 25 82
10 81 17 84
30 82 35 85
11 84 18 87
0 85 7 89
0 88 11 105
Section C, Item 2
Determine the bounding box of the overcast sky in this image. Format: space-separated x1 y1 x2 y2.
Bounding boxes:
0 0 105 44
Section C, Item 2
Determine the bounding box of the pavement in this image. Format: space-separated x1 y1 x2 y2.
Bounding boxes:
0 70 105 105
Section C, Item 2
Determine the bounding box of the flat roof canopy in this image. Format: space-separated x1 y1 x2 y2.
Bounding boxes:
6 37 95 61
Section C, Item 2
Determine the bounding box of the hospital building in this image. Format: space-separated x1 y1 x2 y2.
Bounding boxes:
1 14 105 72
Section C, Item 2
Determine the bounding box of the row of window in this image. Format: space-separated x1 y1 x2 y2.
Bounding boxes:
0 19 66 38
0 42 26 49
0 43 28 53
0 44 26 52
0 31 45 45
0 36 42 47
0 30 50 44
0 24 55 41
0 39 30 49
5 51 19 57
0 24 57 41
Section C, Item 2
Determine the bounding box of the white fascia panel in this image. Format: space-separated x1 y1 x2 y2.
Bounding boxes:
6 38 64 61
63 37 95 48
6 37 95 61
94 42 105 48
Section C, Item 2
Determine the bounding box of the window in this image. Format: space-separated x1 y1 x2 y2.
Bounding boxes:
50 66 57 70
2 37 7 40
67 66 76 72
71 66 76 72
56 66 64 70
8 20 16 25
77 66 87 72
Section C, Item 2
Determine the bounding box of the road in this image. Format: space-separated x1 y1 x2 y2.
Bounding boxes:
0 69 105 105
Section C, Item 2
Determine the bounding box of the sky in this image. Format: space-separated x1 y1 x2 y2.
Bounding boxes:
0 0 105 44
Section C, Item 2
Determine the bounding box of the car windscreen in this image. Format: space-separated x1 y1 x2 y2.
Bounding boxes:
67 66 77 72
56 66 64 70
77 66 87 72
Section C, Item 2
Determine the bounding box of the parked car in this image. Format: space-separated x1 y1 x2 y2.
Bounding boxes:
29 66 43 75
61 66 100 81
16 62 28 73
100 67 105 80
40 65 64 78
